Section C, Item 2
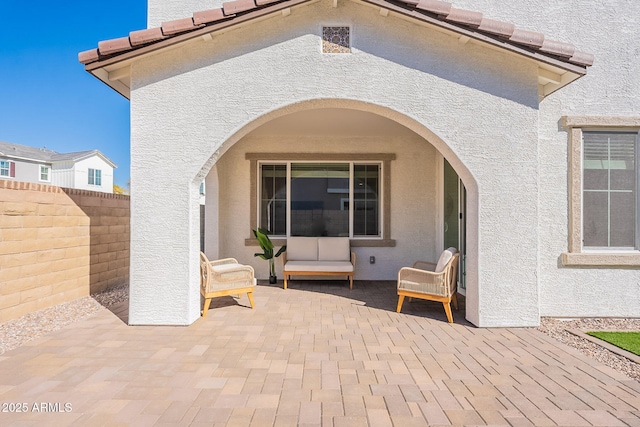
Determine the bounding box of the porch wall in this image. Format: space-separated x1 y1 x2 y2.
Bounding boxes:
0 180 129 323
130 0 543 326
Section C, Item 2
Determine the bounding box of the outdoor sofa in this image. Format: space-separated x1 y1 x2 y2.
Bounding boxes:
282 237 356 290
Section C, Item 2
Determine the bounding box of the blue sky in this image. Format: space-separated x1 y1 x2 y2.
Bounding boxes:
0 1 147 187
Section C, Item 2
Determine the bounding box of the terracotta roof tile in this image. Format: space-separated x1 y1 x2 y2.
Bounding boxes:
78 48 99 64
569 50 594 66
78 0 593 73
540 39 575 58
161 17 203 35
193 8 228 25
445 7 483 27
130 28 166 46
222 0 257 16
416 0 452 15
98 37 132 56
477 17 515 38
509 28 545 48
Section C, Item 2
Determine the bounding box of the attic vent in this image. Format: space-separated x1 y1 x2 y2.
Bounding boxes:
322 26 350 53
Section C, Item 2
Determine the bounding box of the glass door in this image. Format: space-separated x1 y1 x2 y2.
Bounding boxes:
443 160 466 290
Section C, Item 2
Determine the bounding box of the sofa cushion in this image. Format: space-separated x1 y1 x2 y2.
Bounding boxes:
284 260 354 273
435 247 457 273
317 237 350 261
286 237 318 261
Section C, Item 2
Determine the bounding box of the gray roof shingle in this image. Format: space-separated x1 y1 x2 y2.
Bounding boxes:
0 141 116 167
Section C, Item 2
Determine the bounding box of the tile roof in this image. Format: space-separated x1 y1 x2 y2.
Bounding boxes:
0 141 117 167
78 0 594 70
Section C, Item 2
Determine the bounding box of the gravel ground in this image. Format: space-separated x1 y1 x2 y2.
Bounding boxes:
0 285 129 355
1 289 639 383
537 317 640 381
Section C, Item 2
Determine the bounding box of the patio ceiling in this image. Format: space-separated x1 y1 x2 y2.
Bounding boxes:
79 0 594 100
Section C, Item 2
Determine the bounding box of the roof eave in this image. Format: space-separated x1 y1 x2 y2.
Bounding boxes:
85 67 131 100
84 0 317 100
51 150 118 168
0 154 53 163
84 0 589 100
359 0 588 76
96 152 118 169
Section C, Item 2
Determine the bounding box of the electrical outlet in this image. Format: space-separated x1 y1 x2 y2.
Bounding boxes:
369 256 375 264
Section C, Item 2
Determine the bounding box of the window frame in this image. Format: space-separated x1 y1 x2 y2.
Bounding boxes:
39 165 51 182
0 160 14 178
246 153 396 247
259 161 381 239
562 116 640 267
88 168 102 186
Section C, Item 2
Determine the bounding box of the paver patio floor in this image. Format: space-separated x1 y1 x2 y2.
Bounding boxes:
1 281 639 426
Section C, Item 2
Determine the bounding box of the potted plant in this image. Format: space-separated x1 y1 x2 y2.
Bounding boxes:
253 228 286 284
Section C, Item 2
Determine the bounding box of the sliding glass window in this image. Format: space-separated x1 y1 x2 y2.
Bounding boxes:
259 162 381 238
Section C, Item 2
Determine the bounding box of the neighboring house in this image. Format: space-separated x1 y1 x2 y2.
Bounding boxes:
0 141 116 193
79 0 639 327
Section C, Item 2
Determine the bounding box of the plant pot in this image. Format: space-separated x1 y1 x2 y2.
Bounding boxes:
269 275 277 284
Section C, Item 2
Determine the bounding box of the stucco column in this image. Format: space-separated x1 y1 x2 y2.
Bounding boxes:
204 165 220 259
128 169 202 325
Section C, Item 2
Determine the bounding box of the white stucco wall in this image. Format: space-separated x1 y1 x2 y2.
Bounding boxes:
130 0 543 326
447 0 640 318
147 0 212 28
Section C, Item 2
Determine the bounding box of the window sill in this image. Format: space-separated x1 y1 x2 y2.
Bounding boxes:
562 252 640 267
245 238 396 247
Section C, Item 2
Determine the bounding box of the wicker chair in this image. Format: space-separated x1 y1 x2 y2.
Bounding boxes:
200 252 256 317
396 248 460 323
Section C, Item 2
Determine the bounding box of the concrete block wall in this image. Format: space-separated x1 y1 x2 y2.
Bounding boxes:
0 180 129 323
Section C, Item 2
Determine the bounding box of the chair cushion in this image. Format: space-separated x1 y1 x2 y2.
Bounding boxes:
286 237 318 261
209 278 256 292
211 263 242 272
435 247 457 273
317 237 350 261
210 263 254 283
398 279 446 296
284 260 354 273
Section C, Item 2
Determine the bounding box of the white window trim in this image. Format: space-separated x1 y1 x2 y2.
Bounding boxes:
39 165 51 182
562 116 640 267
246 153 396 247
0 160 13 178
88 168 102 186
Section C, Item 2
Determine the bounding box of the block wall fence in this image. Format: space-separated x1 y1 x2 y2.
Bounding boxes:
0 180 129 323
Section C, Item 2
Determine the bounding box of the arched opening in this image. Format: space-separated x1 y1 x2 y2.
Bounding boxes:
197 99 480 325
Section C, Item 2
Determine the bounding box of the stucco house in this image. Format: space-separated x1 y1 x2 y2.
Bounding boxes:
0 141 116 193
79 0 639 327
